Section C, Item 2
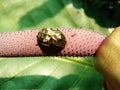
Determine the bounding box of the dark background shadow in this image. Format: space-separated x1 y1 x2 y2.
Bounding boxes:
18 0 120 30
78 0 120 27
0 74 103 90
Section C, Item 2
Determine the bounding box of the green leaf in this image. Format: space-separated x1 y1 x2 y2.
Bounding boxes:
0 0 118 89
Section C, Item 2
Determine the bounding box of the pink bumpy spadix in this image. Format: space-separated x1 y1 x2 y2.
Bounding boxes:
0 28 105 57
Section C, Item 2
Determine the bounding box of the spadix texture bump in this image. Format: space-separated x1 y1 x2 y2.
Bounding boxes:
0 29 105 56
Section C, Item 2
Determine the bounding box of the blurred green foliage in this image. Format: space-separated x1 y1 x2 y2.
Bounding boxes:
0 0 120 89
